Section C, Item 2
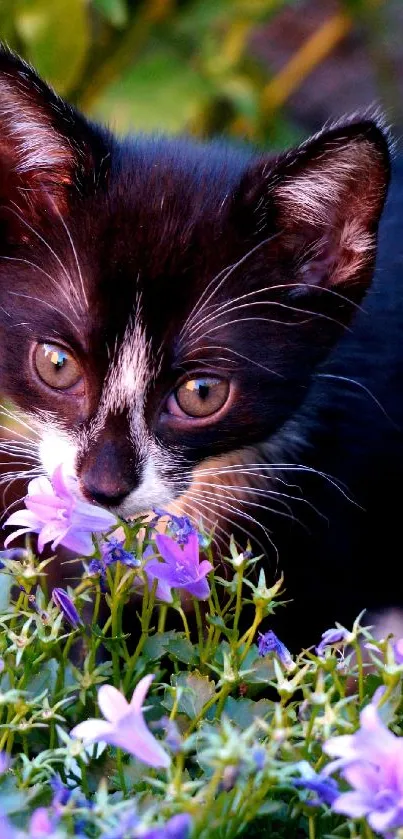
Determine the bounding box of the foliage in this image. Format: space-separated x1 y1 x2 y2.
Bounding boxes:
1 0 394 149
0 511 402 837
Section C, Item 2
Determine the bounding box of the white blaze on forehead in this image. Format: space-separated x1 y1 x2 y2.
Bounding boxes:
102 314 152 415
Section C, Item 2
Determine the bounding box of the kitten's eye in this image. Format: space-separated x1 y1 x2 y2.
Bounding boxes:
34 343 82 391
170 376 230 418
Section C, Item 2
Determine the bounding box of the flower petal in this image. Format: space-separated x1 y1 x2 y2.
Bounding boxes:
53 527 95 556
332 790 371 818
182 531 199 566
70 718 114 743
130 675 154 714
37 522 67 553
112 711 170 767
155 533 183 567
198 559 213 577
185 577 210 600
3 509 41 529
4 527 37 547
98 685 129 723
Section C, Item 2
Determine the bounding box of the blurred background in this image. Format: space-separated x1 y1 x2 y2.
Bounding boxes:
0 0 402 535
1 0 402 149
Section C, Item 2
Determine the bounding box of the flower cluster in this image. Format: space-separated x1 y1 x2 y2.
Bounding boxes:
2 466 403 838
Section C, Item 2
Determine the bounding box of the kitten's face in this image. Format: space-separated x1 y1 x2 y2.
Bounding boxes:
0 50 390 540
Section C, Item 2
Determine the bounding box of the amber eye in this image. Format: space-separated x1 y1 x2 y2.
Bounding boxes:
174 376 230 418
34 343 82 390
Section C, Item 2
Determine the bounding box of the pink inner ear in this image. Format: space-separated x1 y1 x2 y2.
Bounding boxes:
273 138 387 289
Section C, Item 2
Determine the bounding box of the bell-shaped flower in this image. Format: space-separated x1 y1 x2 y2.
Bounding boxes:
4 466 117 556
71 675 170 768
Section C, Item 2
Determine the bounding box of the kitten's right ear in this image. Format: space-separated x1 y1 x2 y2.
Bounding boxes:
0 47 108 238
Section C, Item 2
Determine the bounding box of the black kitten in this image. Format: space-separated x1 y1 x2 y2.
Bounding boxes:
0 48 395 646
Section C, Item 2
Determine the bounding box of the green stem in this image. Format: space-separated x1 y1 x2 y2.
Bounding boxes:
177 607 190 642
116 748 128 796
353 640 365 704
308 816 316 839
232 566 245 641
187 684 231 734
193 600 204 662
238 606 263 664
158 605 167 633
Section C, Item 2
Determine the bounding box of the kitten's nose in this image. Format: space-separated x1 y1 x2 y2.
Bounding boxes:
81 479 133 509
79 438 137 508
81 474 134 507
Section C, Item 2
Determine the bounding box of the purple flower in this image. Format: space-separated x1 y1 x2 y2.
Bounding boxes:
29 808 55 837
52 588 83 628
324 698 403 833
0 752 10 774
316 627 350 657
251 747 266 771
152 509 196 545
3 466 117 556
144 533 212 603
393 638 403 665
257 630 294 670
101 537 140 569
293 774 340 807
71 676 170 768
139 814 192 839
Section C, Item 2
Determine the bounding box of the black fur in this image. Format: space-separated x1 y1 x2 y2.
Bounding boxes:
0 47 398 648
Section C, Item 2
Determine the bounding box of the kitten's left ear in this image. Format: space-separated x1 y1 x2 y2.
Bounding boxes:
0 46 109 234
236 117 391 305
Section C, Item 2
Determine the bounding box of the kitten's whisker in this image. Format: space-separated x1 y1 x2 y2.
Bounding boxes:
182 306 346 353
52 204 89 310
0 407 41 438
0 255 80 318
316 372 398 427
8 292 79 333
7 203 77 296
190 281 364 332
179 233 280 340
192 479 326 521
182 344 283 378
184 485 278 561
180 489 269 556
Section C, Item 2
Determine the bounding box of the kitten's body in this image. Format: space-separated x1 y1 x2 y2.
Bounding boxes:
0 48 400 648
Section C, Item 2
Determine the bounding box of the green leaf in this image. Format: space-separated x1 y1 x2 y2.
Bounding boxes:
165 671 216 718
165 636 197 665
15 0 90 94
26 657 58 699
93 0 128 27
223 696 273 728
0 574 14 613
142 630 178 662
91 48 211 134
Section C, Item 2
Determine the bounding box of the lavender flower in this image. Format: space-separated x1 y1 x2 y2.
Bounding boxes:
257 630 294 670
29 808 55 837
140 814 192 839
316 627 350 657
324 698 403 833
293 774 339 807
393 637 403 664
0 752 10 774
101 537 140 569
52 588 83 628
71 676 170 768
144 532 212 603
3 466 117 556
152 508 196 545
